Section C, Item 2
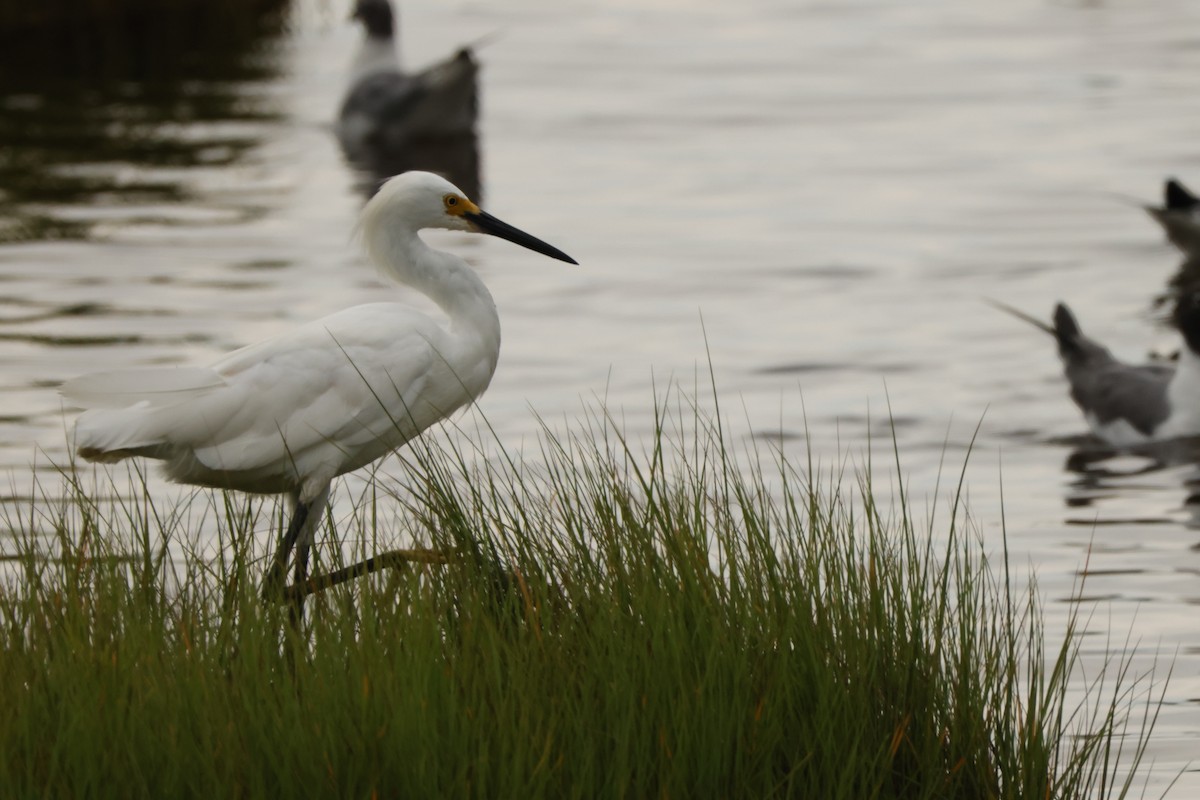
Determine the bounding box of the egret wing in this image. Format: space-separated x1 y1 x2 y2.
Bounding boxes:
185 307 446 477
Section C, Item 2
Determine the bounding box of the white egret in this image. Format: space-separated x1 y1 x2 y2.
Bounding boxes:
61 171 576 617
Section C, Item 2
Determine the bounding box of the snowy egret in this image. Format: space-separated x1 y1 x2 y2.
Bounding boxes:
61 170 576 617
337 0 479 197
1145 178 1200 256
990 295 1200 446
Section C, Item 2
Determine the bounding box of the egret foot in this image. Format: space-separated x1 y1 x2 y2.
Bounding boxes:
282 547 452 605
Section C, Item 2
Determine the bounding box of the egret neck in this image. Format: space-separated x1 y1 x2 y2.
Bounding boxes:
364 216 501 366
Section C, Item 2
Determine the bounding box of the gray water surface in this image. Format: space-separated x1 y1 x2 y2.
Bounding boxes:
3 0 1200 789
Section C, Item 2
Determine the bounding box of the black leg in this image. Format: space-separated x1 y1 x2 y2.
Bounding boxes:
288 538 312 627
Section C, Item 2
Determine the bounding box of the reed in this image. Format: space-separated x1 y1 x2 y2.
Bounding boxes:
0 392 1165 798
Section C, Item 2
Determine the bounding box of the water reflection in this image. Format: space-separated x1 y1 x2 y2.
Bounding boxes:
1062 436 1200 473
0 3 288 243
1062 437 1200 539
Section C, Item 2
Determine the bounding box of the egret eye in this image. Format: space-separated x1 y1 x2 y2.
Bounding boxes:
444 195 460 211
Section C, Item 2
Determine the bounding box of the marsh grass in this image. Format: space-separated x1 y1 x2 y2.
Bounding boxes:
0 394 1166 798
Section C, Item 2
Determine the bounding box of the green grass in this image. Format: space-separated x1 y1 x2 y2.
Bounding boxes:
0 394 1166 798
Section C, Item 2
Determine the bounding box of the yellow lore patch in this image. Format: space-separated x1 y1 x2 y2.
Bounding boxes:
443 193 480 216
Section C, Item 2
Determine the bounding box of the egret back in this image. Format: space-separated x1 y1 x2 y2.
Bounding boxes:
66 302 498 499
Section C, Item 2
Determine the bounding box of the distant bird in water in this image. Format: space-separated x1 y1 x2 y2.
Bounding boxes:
337 0 480 198
1145 177 1200 256
61 172 576 621
990 295 1200 447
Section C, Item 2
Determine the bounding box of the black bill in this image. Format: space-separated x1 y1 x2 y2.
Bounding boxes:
464 210 578 265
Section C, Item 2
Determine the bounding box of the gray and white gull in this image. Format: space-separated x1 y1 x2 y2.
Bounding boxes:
993 293 1200 447
336 0 478 190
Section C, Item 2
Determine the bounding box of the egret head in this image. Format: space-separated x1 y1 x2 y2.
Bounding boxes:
368 171 577 264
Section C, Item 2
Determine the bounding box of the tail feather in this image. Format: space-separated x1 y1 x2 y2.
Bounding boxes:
60 367 225 409
72 406 174 464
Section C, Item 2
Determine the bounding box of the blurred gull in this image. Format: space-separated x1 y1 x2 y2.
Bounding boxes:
991 294 1200 447
1145 178 1200 256
337 0 480 197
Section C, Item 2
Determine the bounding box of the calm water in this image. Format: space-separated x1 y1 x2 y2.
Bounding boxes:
3 0 1200 789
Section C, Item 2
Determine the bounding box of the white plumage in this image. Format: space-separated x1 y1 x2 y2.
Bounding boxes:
62 170 576 612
